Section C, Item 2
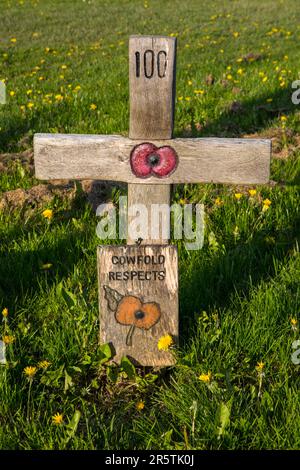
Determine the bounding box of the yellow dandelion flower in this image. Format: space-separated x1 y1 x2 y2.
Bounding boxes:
263 198 271 207
280 115 287 122
38 360 51 369
227 74 233 80
157 334 173 351
2 308 8 318
237 68 243 75
10 38 17 43
52 413 63 425
9 91 15 97
185 96 191 101
194 89 204 95
214 197 222 206
136 401 145 411
55 94 63 101
61 65 67 70
290 318 298 327
248 189 257 197
199 371 212 383
42 209 53 220
27 90 33 95
234 193 242 200
233 32 239 38
90 103 97 110
27 102 34 109
187 80 192 85
255 361 264 372
23 366 37 378
3 335 15 345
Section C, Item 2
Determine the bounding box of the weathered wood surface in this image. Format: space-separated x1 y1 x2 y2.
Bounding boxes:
34 133 271 184
129 36 176 140
98 245 178 366
128 36 175 245
127 184 170 245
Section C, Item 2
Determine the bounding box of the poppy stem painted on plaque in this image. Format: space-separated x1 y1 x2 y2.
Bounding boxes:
126 324 136 346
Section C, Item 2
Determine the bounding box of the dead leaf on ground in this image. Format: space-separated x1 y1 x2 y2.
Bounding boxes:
182 124 193 137
220 79 229 88
228 101 243 113
195 122 203 132
242 52 263 62
205 74 215 86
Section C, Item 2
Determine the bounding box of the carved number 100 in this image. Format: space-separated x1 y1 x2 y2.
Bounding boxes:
135 50 167 78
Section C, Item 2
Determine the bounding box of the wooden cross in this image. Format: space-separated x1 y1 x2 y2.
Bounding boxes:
34 36 271 367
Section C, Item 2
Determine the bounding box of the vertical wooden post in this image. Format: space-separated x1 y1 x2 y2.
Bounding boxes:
128 35 177 244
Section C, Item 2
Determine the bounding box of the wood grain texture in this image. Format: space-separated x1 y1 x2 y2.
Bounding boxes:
128 36 175 244
34 133 271 184
98 245 178 366
127 184 170 245
129 36 176 140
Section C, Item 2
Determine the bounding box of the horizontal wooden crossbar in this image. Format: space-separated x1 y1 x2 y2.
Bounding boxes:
34 134 271 185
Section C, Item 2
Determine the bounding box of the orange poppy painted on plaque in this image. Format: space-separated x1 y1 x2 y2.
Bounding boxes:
103 286 161 346
116 295 161 346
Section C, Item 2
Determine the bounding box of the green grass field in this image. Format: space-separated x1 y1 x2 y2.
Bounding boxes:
0 0 300 450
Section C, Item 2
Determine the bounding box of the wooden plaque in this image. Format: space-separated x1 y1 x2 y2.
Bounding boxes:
98 245 178 366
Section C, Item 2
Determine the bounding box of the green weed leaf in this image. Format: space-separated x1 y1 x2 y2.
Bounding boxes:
216 400 232 438
120 356 136 380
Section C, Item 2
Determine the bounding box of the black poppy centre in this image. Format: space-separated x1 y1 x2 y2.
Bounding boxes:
148 153 160 167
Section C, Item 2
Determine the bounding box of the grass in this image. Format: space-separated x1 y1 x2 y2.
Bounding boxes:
0 0 300 450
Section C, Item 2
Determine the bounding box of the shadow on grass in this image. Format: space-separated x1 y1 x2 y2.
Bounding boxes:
0 112 34 152
177 86 297 138
179 212 300 341
0 196 97 309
